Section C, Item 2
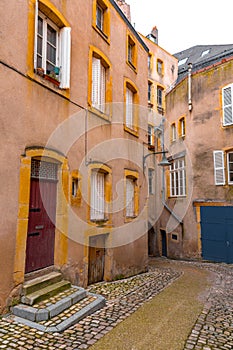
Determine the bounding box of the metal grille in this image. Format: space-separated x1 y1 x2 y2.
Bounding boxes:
31 159 58 180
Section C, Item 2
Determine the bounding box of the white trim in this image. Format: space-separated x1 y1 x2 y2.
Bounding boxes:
170 158 186 197
213 150 225 185
227 152 233 185
59 27 71 89
222 84 233 126
34 0 38 70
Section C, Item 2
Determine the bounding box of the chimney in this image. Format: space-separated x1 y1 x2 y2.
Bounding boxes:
115 0 131 22
146 26 158 44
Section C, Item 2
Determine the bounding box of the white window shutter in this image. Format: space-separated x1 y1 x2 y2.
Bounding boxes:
34 0 38 70
92 57 100 109
59 27 71 89
90 171 105 220
223 85 233 126
126 88 133 128
126 178 134 217
213 151 225 185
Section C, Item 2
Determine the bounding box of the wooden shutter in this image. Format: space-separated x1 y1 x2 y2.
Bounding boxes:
34 0 39 70
91 171 105 220
126 88 133 128
59 27 71 89
223 85 233 126
213 151 225 185
126 178 134 217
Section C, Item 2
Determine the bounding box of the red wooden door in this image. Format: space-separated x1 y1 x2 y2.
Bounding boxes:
25 160 58 273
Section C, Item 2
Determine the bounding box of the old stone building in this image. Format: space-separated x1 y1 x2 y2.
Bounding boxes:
0 0 150 313
139 28 178 256
157 45 233 261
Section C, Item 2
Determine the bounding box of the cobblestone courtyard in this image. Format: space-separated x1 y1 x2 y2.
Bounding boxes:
0 258 233 349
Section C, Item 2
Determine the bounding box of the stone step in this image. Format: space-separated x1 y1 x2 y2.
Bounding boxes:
11 291 105 332
22 271 63 296
21 280 71 306
12 286 87 321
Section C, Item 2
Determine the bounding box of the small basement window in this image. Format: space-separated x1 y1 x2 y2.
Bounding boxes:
172 234 178 241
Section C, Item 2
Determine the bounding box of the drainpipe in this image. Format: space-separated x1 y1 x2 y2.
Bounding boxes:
188 63 193 112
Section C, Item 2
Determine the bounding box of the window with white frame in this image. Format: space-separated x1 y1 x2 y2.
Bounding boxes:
34 4 71 89
222 84 233 126
126 177 135 217
148 168 154 195
92 56 106 113
90 171 105 221
228 152 233 184
170 158 186 197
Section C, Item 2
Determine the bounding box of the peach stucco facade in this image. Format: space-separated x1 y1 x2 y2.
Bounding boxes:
0 0 150 313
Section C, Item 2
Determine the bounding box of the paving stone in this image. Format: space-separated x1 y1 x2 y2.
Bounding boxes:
1 259 233 349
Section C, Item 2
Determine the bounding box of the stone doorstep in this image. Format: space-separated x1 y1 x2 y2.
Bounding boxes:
12 287 87 322
22 271 63 296
10 294 106 333
21 280 71 306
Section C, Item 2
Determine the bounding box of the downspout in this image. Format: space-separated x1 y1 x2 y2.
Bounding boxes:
188 63 193 112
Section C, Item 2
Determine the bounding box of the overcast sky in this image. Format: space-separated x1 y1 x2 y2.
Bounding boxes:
126 0 233 54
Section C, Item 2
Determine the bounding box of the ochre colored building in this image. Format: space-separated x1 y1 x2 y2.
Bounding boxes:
0 0 150 313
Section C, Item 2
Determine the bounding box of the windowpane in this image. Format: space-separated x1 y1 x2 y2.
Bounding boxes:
170 159 186 197
47 44 56 64
148 169 154 194
148 83 152 101
228 153 233 183
96 5 103 30
47 24 57 46
38 16 43 35
157 60 163 74
157 87 163 106
128 43 133 63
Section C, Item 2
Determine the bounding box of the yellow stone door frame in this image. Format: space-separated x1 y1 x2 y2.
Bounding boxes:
14 147 69 285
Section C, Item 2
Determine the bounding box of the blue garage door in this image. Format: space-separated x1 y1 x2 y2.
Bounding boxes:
201 206 233 263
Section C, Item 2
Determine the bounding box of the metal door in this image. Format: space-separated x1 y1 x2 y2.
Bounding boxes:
25 160 58 273
88 235 106 284
201 206 233 263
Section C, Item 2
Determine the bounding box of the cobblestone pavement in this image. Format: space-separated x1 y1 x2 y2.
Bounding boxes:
183 261 233 350
0 267 180 349
0 259 233 349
